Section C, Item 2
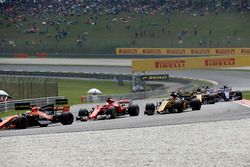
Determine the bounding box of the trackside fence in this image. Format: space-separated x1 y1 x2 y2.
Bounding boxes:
81 80 196 103
0 96 66 112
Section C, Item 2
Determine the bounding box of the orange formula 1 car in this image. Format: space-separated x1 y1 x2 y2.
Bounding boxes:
76 98 139 121
0 104 74 130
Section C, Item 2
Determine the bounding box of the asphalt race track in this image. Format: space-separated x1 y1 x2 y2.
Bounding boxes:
0 62 250 137
1 64 250 90
0 98 249 137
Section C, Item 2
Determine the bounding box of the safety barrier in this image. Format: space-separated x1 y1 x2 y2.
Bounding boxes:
81 88 169 103
0 70 132 81
80 81 195 103
0 96 66 112
15 53 29 58
35 52 48 58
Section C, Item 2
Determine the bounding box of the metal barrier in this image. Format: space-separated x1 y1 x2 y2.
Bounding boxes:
81 80 196 103
0 96 66 112
0 70 132 81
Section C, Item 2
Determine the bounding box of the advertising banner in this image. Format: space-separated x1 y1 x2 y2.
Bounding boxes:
132 55 250 72
140 74 169 81
116 48 250 56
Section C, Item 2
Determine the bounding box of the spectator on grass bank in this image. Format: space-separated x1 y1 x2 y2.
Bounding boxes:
1 1 248 26
0 0 248 50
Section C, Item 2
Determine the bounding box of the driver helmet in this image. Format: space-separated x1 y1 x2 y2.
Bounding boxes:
170 92 178 98
106 97 115 104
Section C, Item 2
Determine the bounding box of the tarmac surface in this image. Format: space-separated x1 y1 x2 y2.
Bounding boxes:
0 58 250 167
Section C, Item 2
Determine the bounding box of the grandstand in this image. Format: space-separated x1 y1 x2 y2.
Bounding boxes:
0 0 249 55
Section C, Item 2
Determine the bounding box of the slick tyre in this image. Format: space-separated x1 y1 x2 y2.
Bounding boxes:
208 95 216 104
190 99 202 110
235 91 243 100
145 103 155 115
14 116 28 129
128 105 140 116
78 109 89 117
60 112 74 125
105 108 117 119
174 101 183 113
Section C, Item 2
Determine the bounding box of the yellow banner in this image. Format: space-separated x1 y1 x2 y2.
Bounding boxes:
132 55 250 72
116 48 250 56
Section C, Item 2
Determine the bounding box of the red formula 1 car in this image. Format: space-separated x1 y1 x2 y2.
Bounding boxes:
0 104 74 130
76 98 140 121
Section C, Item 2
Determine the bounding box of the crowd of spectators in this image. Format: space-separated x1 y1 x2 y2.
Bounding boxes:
1 0 249 21
0 0 249 49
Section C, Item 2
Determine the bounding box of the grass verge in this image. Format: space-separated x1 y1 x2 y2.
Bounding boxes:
243 91 250 100
58 78 131 105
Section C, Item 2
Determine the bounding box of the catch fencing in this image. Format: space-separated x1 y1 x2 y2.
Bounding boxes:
0 76 58 99
0 96 66 112
81 81 195 103
84 88 169 103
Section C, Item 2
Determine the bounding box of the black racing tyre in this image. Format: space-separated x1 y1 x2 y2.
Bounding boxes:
14 116 28 129
107 108 117 119
0 118 2 123
145 103 155 115
60 112 74 125
190 99 202 110
105 108 117 119
128 104 140 116
208 95 216 104
145 110 155 115
78 109 89 117
39 123 49 127
174 101 183 113
235 91 243 100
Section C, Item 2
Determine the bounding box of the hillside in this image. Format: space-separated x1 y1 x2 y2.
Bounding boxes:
0 9 250 55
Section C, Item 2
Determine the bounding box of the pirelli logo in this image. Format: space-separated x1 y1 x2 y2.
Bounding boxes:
141 75 169 81
204 58 235 67
191 49 210 54
119 49 137 54
166 49 185 55
215 49 235 54
143 49 161 54
155 60 185 69
241 49 250 54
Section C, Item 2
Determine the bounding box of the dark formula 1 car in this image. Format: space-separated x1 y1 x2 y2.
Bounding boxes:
76 98 139 121
195 91 217 104
145 93 201 115
194 86 243 104
215 86 243 102
0 104 74 130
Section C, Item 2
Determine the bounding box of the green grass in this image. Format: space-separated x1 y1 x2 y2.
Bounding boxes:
0 79 131 118
58 78 131 105
1 10 250 55
243 91 250 100
0 110 27 119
